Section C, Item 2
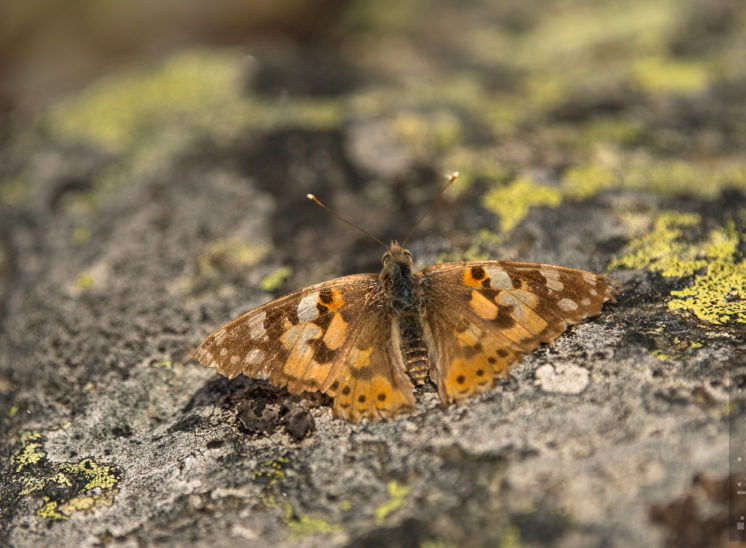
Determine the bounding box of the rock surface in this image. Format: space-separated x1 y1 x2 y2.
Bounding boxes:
1 1 745 546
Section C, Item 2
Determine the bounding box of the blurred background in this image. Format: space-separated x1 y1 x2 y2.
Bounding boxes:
2 0 744 200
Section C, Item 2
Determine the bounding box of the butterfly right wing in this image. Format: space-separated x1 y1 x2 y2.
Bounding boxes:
193 274 415 422
421 261 618 405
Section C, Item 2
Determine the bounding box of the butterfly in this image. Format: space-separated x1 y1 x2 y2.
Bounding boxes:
194 177 619 423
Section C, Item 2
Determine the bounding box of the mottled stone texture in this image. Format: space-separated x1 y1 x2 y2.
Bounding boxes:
1 0 745 546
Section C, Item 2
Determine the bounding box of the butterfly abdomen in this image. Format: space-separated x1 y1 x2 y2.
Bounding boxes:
380 248 430 385
398 312 429 385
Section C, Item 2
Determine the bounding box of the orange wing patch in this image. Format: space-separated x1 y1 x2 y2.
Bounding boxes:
424 261 618 406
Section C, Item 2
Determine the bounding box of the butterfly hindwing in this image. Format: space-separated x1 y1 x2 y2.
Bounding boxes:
329 314 416 422
421 261 618 404
194 274 415 422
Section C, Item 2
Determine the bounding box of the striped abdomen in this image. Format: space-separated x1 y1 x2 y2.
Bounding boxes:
398 311 429 384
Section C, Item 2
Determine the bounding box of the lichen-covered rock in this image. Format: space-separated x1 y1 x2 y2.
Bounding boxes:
1 0 744 546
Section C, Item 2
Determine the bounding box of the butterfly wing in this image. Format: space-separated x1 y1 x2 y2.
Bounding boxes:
194 274 415 422
421 261 619 404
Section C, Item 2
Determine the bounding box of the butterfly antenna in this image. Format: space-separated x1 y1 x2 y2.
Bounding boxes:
401 171 459 245
307 193 387 249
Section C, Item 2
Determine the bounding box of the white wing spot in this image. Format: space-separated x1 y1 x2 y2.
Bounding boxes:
581 298 591 306
589 288 598 296
540 268 564 291
558 298 579 311
583 272 597 285
219 347 229 357
214 329 228 345
248 310 267 338
245 348 264 364
485 267 512 289
230 355 241 365
297 292 320 323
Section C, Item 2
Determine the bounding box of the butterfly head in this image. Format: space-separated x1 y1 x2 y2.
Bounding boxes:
380 242 416 304
382 242 414 270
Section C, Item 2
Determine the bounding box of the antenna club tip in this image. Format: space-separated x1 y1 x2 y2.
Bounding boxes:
306 193 316 200
449 171 460 180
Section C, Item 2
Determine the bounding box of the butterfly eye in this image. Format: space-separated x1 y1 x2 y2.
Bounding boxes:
403 250 413 262
382 252 391 264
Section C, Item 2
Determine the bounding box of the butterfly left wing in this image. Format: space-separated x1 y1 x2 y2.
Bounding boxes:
420 261 619 404
193 274 415 422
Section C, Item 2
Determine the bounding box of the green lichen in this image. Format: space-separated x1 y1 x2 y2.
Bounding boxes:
498 525 522 548
71 224 92 245
45 49 248 153
562 163 617 200
622 157 746 198
669 259 746 325
12 431 45 472
610 212 745 325
11 433 123 520
8 405 19 418
482 177 563 234
652 350 677 362
197 239 270 279
253 456 290 487
260 266 293 292
632 56 711 95
252 457 341 538
374 480 411 524
0 175 31 205
284 502 342 539
607 211 704 276
75 271 95 290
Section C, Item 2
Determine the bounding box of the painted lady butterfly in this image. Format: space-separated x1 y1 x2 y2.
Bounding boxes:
194 177 619 422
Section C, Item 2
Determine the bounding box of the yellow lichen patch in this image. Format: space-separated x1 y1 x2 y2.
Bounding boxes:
0 175 31 205
632 56 711 95
623 157 746 199
45 49 247 153
482 177 563 234
610 213 746 325
562 163 618 200
197 239 270 279
75 271 95 291
71 224 92 245
284 502 342 539
669 259 746 325
260 266 293 292
11 434 123 520
607 211 705 276
253 458 342 538
12 431 45 472
253 456 290 486
374 480 411 524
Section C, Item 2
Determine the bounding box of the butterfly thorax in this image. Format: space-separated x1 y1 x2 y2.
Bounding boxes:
380 243 429 385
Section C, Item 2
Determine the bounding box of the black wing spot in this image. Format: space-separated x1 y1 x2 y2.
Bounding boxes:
358 394 366 403
471 265 486 280
456 375 466 384
319 288 334 304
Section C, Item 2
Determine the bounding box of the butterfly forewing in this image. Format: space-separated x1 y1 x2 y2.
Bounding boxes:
421 261 618 404
194 273 416 422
